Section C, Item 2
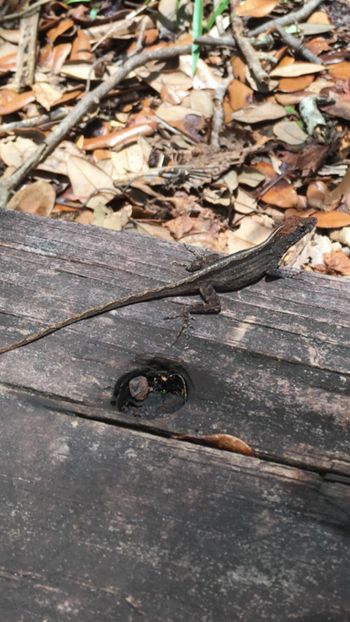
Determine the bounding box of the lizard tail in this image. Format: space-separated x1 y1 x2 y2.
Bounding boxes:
0 281 191 354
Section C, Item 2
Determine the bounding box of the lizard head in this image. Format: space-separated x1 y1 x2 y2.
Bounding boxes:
275 216 317 249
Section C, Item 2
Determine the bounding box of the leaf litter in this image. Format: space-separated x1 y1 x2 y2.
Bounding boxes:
0 0 349 274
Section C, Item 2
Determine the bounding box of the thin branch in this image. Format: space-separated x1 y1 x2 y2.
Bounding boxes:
249 0 325 37
195 35 237 47
211 81 229 148
0 110 66 136
275 24 323 65
0 44 192 207
230 10 269 90
0 0 49 24
13 7 40 89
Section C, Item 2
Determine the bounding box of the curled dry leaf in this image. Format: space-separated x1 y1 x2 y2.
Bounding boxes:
179 433 253 456
39 43 72 74
7 180 55 216
83 123 156 151
47 19 75 44
70 29 93 63
306 181 328 209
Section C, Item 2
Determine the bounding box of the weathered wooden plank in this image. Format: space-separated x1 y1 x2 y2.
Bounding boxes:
0 387 349 622
0 210 349 473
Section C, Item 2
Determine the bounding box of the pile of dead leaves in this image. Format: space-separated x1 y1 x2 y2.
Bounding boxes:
0 0 350 275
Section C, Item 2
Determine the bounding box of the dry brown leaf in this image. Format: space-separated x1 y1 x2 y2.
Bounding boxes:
275 93 304 106
56 88 83 105
273 120 307 145
164 214 194 239
111 137 152 178
135 221 174 241
305 37 330 55
0 89 35 115
278 75 314 93
7 180 55 216
324 94 350 122
67 156 114 206
75 209 94 225
235 217 273 246
0 52 16 73
144 69 192 101
180 56 221 89
39 42 72 74
270 62 324 78
261 180 299 208
70 28 93 62
227 79 253 111
314 211 350 228
0 136 37 167
231 56 247 82
328 62 350 81
93 205 132 230
236 0 278 18
232 102 286 123
307 10 331 25
60 61 114 81
47 19 75 44
234 189 257 214
238 167 265 188
186 90 214 118
33 82 63 111
323 250 350 276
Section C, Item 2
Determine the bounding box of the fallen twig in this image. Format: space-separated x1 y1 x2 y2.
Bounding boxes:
0 109 67 135
230 10 269 90
195 35 237 48
0 0 49 24
275 24 322 65
211 80 229 148
249 0 325 37
13 7 40 89
0 44 192 208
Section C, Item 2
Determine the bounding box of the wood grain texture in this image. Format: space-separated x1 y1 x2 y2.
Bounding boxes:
0 210 349 474
0 389 349 622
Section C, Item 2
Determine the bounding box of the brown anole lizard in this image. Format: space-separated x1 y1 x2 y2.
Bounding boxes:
0 216 316 354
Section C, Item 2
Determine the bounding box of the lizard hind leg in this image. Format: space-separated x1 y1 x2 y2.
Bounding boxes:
172 284 221 343
189 284 222 314
165 284 222 344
